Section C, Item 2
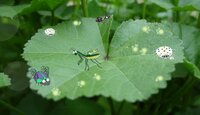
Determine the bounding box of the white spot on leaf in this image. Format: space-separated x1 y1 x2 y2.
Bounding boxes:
94 73 101 80
142 26 150 33
73 20 81 26
156 46 173 59
132 44 139 52
78 80 86 87
155 76 164 82
169 57 174 60
156 28 164 35
140 48 147 55
44 28 55 36
51 88 61 96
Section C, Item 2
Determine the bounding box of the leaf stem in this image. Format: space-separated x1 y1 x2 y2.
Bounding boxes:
142 0 147 19
178 22 182 39
0 100 25 115
81 0 88 17
51 10 55 26
173 0 180 22
197 12 200 28
107 98 116 115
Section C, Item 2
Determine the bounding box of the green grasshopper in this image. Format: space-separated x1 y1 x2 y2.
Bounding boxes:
72 49 102 70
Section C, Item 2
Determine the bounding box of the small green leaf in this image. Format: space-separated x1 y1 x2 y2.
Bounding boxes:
161 23 200 79
0 4 30 18
178 0 200 11
0 0 14 6
4 61 29 91
149 0 200 11
149 0 174 9
0 73 11 87
24 0 66 13
22 18 184 102
184 60 200 79
97 15 113 55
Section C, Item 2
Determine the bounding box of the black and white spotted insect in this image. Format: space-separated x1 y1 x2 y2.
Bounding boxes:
156 46 173 59
96 15 110 22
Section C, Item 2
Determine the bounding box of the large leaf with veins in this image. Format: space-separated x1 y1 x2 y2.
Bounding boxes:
22 18 184 102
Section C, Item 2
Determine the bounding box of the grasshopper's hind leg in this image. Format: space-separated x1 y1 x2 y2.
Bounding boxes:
91 59 102 68
78 58 83 65
94 59 101 64
85 59 89 70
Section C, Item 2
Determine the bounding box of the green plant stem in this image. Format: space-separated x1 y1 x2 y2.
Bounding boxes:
0 100 25 115
142 0 147 19
197 13 200 28
173 0 180 22
173 11 180 22
178 23 182 39
51 10 55 26
107 98 116 115
116 101 125 115
81 0 88 17
74 0 81 19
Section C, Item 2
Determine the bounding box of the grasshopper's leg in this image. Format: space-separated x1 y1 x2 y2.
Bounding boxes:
77 54 83 65
78 58 83 65
85 59 89 70
94 59 101 64
91 59 102 68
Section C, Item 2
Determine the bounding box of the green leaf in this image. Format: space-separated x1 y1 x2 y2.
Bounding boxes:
22 18 184 102
97 15 113 56
0 4 30 18
4 61 29 91
184 60 200 79
0 73 11 87
0 17 19 41
88 0 105 17
170 23 200 79
149 0 174 9
149 0 200 11
24 0 66 13
0 0 14 6
180 25 200 63
178 0 200 11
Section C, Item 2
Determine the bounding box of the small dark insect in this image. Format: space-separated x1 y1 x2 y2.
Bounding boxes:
73 49 102 70
30 66 50 85
96 15 111 22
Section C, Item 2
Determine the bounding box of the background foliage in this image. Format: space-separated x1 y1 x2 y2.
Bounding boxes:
1 0 200 115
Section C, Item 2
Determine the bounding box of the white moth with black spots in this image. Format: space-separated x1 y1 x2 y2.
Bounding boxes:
156 46 173 59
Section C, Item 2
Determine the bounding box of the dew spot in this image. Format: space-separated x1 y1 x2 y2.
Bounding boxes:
94 73 101 81
78 80 86 87
73 20 81 26
44 28 55 36
156 28 164 35
51 88 61 96
169 57 174 60
131 44 139 52
140 48 147 55
155 76 164 82
142 26 150 33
